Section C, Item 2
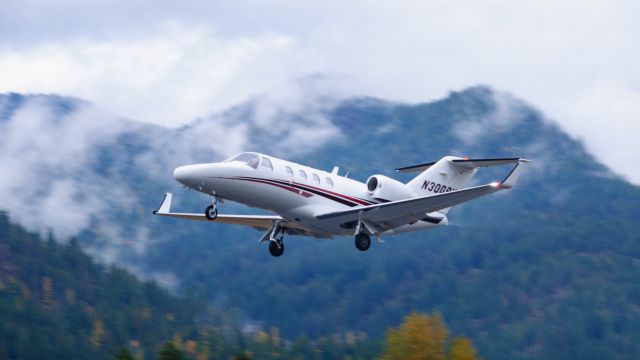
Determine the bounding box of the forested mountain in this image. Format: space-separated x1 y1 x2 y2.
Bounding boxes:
0 210 203 359
1 86 639 359
0 211 380 359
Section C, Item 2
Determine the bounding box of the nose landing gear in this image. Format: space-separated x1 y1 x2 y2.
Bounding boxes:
205 196 221 220
205 204 218 220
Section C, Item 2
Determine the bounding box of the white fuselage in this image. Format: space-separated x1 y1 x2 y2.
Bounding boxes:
173 152 445 238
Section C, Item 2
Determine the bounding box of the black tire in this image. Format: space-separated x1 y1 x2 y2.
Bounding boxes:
205 205 218 220
269 241 284 257
355 233 371 251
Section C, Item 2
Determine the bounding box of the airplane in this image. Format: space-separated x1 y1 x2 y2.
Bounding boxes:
154 152 529 257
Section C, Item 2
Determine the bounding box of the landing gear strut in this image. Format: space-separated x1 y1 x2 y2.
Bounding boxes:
205 196 220 220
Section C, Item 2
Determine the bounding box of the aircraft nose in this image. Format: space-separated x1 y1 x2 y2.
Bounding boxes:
173 165 196 186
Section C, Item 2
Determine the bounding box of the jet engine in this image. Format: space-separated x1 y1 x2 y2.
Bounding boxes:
366 175 413 202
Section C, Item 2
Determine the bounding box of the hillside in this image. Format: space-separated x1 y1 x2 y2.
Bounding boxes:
0 210 206 359
0 211 383 359
1 86 639 359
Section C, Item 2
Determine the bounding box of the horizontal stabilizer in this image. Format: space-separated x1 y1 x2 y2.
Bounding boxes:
395 161 437 173
451 157 529 169
396 157 529 173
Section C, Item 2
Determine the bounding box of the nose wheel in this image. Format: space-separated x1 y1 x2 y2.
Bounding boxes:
205 204 218 220
205 196 221 220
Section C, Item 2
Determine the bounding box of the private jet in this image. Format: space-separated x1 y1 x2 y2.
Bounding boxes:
154 152 529 256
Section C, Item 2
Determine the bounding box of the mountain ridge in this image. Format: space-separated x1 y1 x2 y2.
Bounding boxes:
1 86 639 359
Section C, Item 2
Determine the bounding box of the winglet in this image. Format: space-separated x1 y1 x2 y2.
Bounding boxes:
153 193 173 215
500 159 530 189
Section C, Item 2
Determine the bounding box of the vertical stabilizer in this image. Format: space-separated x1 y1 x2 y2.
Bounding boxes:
405 156 478 214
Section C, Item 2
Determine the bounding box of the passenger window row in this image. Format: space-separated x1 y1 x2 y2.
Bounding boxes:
285 166 333 188
225 153 333 187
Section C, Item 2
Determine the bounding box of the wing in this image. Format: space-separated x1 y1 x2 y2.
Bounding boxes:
153 193 279 231
317 161 527 227
153 193 316 236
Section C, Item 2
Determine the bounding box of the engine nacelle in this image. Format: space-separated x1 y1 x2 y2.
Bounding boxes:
366 175 413 202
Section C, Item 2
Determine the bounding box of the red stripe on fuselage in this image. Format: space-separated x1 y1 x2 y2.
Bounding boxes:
233 177 363 207
236 177 313 198
290 181 373 206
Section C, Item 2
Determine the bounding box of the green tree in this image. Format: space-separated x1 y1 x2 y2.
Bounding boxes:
157 342 184 360
113 347 135 360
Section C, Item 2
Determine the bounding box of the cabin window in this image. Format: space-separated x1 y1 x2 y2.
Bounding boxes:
326 177 334 188
299 170 307 180
312 173 320 184
225 152 259 169
285 166 293 177
261 157 273 171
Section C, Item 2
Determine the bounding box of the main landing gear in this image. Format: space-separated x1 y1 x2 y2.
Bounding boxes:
353 219 372 251
268 223 285 257
355 233 371 251
269 239 284 257
205 196 221 220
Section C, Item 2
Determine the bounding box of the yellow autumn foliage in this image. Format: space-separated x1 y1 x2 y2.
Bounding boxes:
382 312 479 360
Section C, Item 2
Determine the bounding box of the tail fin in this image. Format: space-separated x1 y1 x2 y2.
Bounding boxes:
398 157 526 214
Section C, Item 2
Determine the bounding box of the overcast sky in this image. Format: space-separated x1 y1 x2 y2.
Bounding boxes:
1 0 639 183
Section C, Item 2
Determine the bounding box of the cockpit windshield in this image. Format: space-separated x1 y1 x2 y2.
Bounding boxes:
224 152 260 169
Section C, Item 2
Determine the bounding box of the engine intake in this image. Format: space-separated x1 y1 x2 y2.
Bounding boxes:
365 175 413 202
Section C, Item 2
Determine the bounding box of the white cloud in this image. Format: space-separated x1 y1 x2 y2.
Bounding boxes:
0 90 342 246
452 90 525 144
0 25 326 127
0 98 137 238
0 1 638 183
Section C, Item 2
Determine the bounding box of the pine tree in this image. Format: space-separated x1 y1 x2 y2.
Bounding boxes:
113 347 135 360
158 342 184 360
41 276 54 309
234 352 251 360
